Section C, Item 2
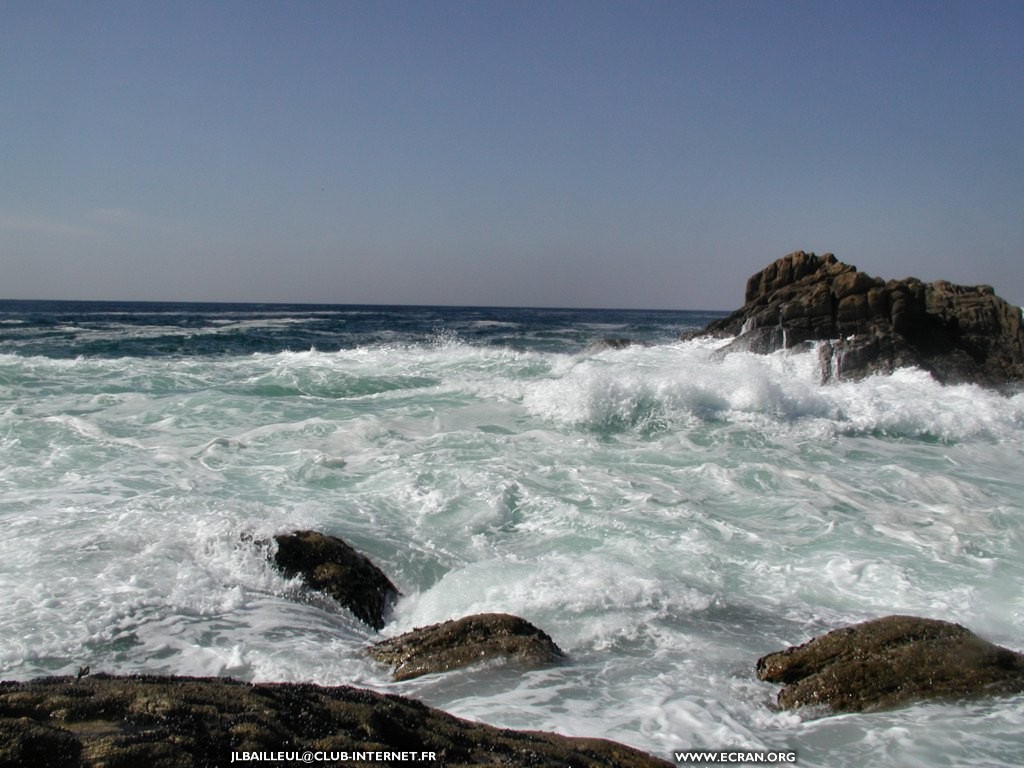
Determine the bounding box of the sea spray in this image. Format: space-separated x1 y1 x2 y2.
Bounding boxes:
1 301 1023 767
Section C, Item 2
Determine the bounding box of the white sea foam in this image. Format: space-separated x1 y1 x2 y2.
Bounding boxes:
1 333 1023 766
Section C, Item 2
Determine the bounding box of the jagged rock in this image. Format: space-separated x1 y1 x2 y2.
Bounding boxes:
273 530 400 630
700 251 1024 387
756 615 1024 714
369 613 566 681
0 674 671 767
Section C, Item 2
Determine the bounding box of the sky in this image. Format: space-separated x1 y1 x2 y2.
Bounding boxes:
2 0 1022 309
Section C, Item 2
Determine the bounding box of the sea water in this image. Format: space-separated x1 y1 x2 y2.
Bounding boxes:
1 300 1023 767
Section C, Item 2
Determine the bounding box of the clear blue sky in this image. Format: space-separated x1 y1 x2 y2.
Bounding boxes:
2 0 1022 308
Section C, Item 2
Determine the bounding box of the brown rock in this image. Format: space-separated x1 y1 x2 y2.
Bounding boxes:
700 251 1024 387
756 615 1024 715
836 293 869 322
0 675 671 767
369 613 566 682
832 270 881 300
866 286 889 316
273 530 400 630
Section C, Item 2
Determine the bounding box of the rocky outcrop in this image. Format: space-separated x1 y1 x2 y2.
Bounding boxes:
702 251 1024 387
0 674 671 767
273 531 400 630
756 615 1024 714
369 613 566 682
271 535 569 688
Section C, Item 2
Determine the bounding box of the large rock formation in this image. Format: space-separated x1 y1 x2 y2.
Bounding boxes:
702 251 1024 387
273 531 400 630
369 613 566 682
756 615 1024 714
0 674 671 767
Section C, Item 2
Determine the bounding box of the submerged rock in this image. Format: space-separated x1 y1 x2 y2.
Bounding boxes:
0 674 671 767
756 615 1024 714
585 338 645 352
273 530 400 630
700 251 1024 388
369 613 566 681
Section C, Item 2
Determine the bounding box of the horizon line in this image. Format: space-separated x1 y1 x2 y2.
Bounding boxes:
0 297 732 314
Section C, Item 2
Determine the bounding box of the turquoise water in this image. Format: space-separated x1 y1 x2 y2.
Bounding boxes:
1 301 1023 766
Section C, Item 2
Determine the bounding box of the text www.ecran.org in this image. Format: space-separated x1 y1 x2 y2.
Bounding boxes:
674 751 797 764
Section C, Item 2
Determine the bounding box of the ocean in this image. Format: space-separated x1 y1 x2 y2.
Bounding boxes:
1 299 1022 766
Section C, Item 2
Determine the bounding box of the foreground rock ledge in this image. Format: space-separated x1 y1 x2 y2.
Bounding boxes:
756 615 1024 714
700 251 1024 387
0 674 670 767
369 613 567 681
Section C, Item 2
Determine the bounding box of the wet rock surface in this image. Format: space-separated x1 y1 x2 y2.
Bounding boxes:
757 615 1024 714
272 532 399 634
0 674 671 767
701 251 1024 387
272 530 400 630
369 613 567 682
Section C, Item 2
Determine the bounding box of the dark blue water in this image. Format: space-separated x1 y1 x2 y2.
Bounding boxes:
0 300 724 358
